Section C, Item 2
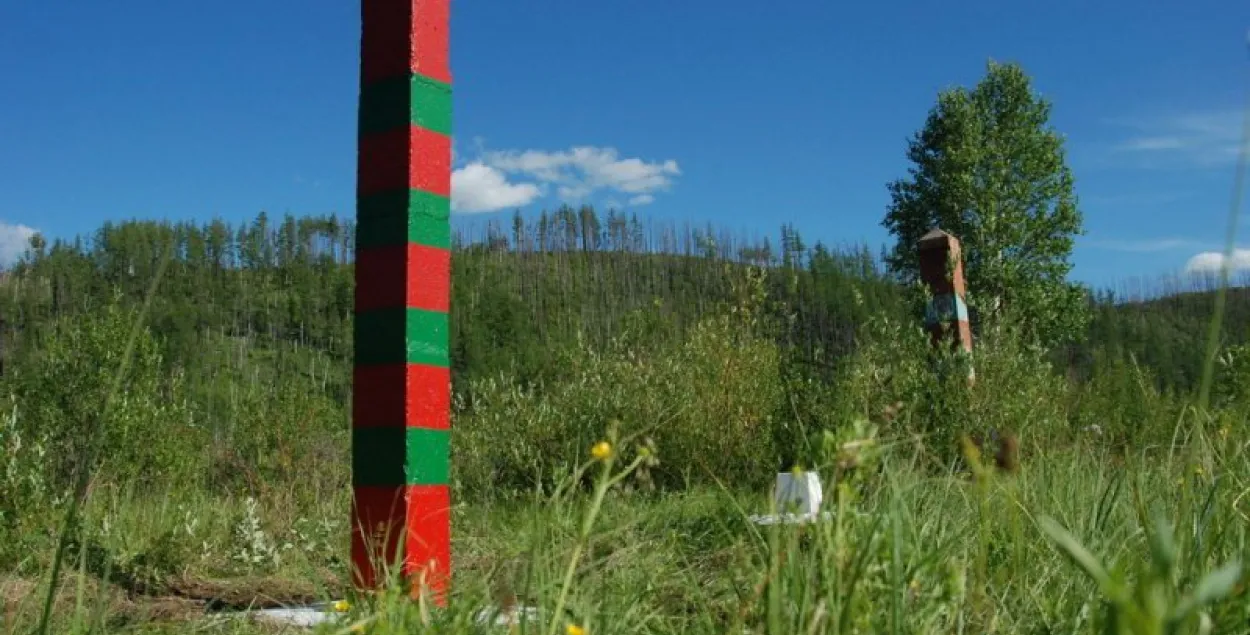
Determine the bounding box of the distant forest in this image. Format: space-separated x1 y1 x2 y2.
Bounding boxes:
6 206 1250 397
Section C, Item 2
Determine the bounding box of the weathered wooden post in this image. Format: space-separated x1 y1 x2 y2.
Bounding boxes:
352 0 453 602
918 228 973 383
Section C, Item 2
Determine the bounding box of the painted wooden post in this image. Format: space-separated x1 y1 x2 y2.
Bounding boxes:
918 228 973 382
352 0 453 602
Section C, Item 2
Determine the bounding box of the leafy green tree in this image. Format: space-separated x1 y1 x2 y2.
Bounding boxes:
882 60 1088 348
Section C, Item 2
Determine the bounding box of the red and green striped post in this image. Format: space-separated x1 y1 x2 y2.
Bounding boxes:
918 228 974 383
351 0 453 601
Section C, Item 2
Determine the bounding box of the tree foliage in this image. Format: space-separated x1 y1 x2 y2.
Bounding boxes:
882 60 1088 348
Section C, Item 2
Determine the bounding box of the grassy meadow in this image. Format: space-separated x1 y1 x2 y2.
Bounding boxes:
1 212 1249 634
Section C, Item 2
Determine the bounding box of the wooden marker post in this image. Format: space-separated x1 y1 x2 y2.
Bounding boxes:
351 0 453 602
918 228 973 383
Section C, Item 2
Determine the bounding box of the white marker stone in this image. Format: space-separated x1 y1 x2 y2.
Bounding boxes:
775 470 823 516
749 470 833 525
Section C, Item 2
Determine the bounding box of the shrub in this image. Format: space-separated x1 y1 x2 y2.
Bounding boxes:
453 310 787 497
10 294 205 490
833 305 1070 466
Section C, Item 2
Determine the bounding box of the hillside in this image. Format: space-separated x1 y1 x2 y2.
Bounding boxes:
3 211 903 391
5 209 1246 398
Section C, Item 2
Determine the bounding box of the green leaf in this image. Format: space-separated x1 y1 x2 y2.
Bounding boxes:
1193 562 1243 605
1146 514 1177 578
1170 562 1242 623
1037 516 1117 595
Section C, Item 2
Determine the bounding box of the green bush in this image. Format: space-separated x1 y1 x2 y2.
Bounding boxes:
830 306 1071 467
0 397 58 568
453 309 787 497
1068 350 1182 447
10 296 205 491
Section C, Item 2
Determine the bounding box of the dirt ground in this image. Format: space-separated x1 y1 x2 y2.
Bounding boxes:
2 571 346 631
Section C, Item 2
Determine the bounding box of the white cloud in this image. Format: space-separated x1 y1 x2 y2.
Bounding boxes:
1119 136 1187 152
448 144 681 213
1082 191 1190 207
481 146 680 205
450 162 542 213
1185 249 1250 274
1110 110 1244 168
0 221 37 268
557 184 593 200
1087 237 1205 253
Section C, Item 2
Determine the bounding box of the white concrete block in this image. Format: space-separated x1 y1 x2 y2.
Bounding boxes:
747 471 832 525
251 605 340 627
748 510 834 525
250 602 540 629
774 471 822 516
474 605 540 626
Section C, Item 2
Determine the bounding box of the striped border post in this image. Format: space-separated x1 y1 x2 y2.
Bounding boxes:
918 228 974 383
352 0 453 602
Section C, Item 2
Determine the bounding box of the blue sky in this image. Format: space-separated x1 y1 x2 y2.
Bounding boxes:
1 0 1247 290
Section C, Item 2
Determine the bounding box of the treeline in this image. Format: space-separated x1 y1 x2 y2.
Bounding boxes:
1083 285 1250 390
2 209 903 395
4 208 1247 397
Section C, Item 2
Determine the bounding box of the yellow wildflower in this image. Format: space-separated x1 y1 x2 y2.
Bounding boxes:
959 435 981 467
566 624 587 635
591 441 612 461
332 600 351 612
